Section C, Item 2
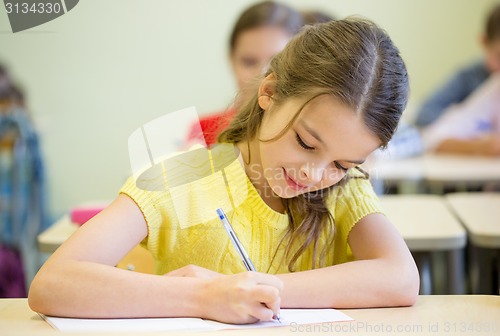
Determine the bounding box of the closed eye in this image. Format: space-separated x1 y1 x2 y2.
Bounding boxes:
296 133 315 151
241 57 259 67
334 161 349 172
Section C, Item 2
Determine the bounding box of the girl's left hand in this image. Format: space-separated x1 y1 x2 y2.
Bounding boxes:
164 264 223 279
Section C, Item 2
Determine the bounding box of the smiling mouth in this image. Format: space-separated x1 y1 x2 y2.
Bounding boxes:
283 169 308 191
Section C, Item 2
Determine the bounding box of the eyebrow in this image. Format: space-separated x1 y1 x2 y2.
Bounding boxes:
300 120 366 165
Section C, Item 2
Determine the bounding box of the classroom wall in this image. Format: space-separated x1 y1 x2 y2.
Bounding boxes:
0 0 497 220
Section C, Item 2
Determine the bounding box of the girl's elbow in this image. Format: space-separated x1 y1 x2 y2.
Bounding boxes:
28 277 45 314
28 271 56 315
394 264 420 307
395 284 419 307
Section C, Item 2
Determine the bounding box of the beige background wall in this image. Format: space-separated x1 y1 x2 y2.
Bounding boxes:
0 0 497 219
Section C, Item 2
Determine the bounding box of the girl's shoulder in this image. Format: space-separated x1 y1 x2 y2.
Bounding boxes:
326 171 382 222
329 173 377 201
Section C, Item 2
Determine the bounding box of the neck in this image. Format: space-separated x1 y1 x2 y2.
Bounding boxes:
236 140 285 214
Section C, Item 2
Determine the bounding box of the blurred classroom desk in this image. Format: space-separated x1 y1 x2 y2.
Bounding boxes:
369 155 423 193
370 153 500 193
379 194 467 294
446 192 500 294
2 296 499 336
424 155 500 192
37 216 154 273
37 216 78 253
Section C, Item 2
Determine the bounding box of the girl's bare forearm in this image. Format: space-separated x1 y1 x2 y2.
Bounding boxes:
29 261 205 318
277 259 418 309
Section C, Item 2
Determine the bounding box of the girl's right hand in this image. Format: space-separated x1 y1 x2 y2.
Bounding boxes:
199 271 283 324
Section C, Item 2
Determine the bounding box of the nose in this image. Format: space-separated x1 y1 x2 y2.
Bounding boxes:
300 162 326 184
300 162 347 186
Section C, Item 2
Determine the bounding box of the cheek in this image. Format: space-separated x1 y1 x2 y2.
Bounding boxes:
322 170 347 187
486 57 498 72
232 66 248 88
259 143 279 169
231 58 250 86
485 51 500 72
259 142 288 177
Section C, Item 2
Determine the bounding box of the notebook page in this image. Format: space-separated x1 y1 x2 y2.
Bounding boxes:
42 308 353 332
41 315 216 332
205 308 354 330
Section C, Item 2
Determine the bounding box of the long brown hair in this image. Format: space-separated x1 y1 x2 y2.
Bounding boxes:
219 18 409 271
485 2 500 42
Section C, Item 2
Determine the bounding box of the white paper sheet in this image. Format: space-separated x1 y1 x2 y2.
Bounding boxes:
42 308 353 332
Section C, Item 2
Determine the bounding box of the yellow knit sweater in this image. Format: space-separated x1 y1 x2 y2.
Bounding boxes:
119 149 382 275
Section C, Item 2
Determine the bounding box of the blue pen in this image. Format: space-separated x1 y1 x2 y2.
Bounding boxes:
216 208 256 272
216 208 281 323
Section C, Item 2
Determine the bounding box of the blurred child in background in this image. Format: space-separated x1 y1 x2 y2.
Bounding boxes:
415 3 500 129
186 1 303 146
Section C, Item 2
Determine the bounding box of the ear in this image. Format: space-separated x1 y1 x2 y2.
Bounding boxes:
257 73 276 110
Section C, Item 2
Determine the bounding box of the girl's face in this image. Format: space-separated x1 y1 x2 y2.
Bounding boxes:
252 94 381 200
230 26 291 103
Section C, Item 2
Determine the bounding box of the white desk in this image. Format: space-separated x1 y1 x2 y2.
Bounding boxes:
369 155 424 184
446 192 500 294
37 216 78 253
379 194 467 294
1 296 499 336
424 155 500 184
369 153 500 193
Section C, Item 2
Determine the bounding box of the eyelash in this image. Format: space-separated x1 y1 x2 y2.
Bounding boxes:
334 162 349 172
295 133 315 151
296 133 349 172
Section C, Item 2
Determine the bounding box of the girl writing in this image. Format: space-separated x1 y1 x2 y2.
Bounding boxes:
28 18 419 324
